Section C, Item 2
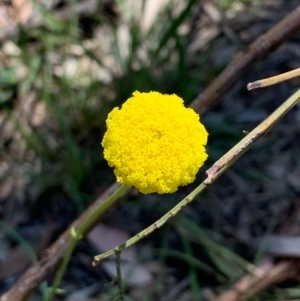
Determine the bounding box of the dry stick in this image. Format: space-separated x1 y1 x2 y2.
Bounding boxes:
215 260 298 301
2 95 299 301
242 261 297 299
205 88 300 184
177 222 299 300
247 67 300 90
93 88 300 265
2 7 300 294
1 3 298 301
0 183 129 301
190 4 300 114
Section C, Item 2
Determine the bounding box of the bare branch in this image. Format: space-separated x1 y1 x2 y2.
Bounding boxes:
190 4 300 113
215 259 299 301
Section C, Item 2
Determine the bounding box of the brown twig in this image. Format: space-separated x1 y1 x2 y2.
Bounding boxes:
190 4 300 114
2 4 300 301
0 183 129 301
214 259 299 301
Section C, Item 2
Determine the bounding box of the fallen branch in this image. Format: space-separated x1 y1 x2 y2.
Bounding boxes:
2 4 300 301
190 4 300 113
0 183 129 301
214 259 299 301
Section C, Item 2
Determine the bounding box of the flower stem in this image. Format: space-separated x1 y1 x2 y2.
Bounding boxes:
93 88 300 265
205 87 300 183
45 184 129 301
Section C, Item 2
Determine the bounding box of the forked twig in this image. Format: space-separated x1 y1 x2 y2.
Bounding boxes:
93 88 300 265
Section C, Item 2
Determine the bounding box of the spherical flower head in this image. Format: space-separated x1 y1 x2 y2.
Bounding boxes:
102 91 208 194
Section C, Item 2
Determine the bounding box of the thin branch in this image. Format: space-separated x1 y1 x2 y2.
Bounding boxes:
0 183 129 301
93 183 206 265
247 67 300 90
93 88 300 265
190 4 300 113
205 88 300 183
214 259 298 301
2 5 300 300
44 228 82 301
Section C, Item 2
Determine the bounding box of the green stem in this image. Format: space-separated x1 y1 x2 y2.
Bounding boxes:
79 184 129 234
115 252 124 301
93 182 207 264
205 87 300 183
45 184 129 301
93 88 300 265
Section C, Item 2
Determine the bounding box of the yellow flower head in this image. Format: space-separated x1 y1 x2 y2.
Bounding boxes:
102 91 208 194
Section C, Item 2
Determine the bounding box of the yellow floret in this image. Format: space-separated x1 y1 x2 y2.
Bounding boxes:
102 91 208 194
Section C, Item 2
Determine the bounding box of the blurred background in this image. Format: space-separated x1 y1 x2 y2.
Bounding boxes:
1 0 300 300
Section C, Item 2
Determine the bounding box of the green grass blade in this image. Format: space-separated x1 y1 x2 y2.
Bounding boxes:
155 0 198 56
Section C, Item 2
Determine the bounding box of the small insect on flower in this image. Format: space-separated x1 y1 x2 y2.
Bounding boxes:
102 91 208 194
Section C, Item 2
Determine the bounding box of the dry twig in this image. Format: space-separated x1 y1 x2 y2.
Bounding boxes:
215 259 299 301
2 3 300 301
190 4 300 113
247 67 300 90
